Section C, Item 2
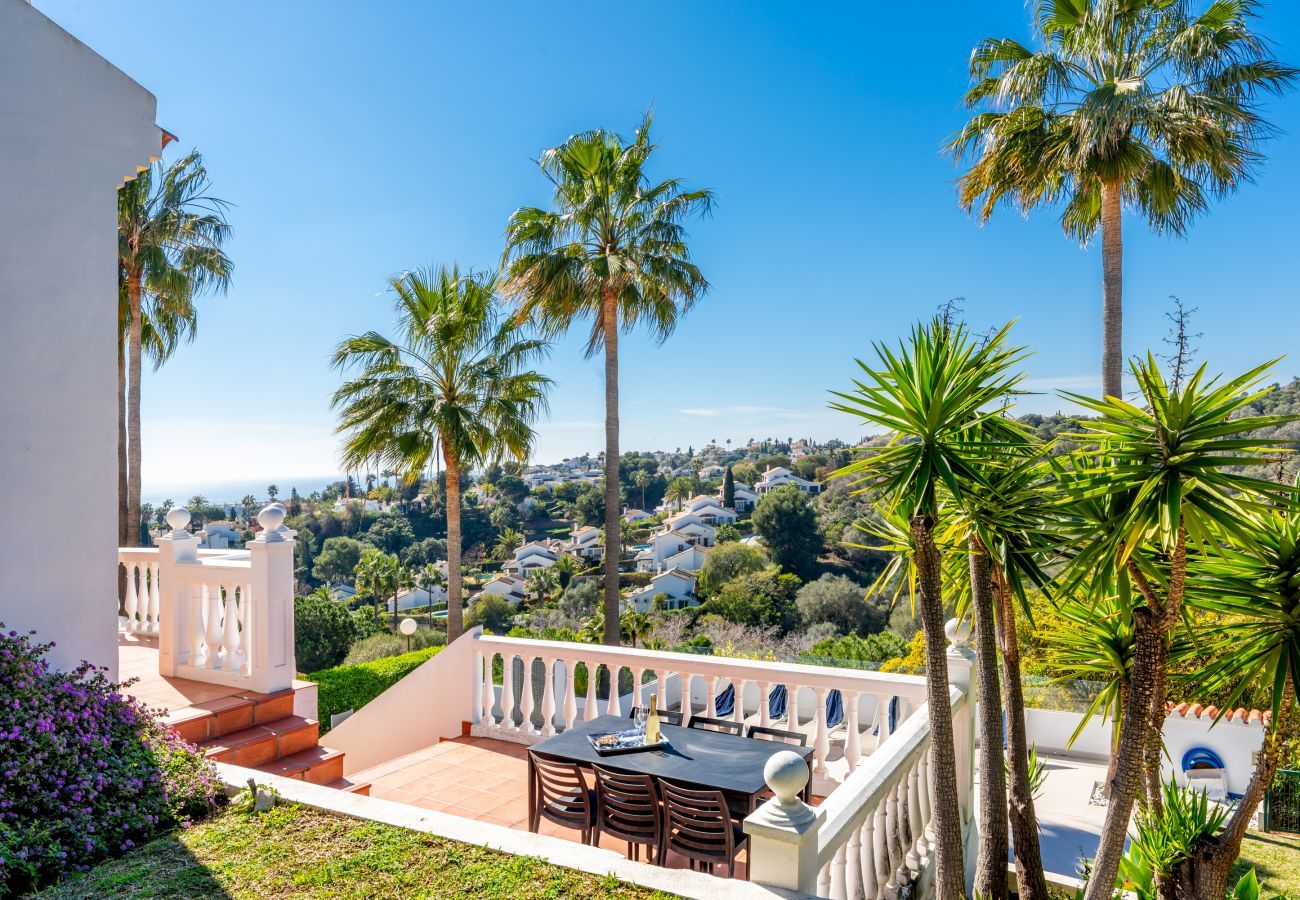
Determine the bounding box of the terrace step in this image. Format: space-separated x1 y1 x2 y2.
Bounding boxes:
163 686 300 743
324 776 372 796
253 746 345 785
198 716 319 767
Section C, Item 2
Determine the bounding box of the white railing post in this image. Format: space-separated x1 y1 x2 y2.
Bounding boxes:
745 750 821 893
154 507 199 677
945 617 977 894
245 505 296 694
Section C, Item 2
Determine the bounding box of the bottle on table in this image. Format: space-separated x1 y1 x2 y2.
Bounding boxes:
646 694 661 744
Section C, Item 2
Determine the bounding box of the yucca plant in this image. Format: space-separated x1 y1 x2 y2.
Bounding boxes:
1054 356 1298 899
831 318 1028 898
1171 484 1300 896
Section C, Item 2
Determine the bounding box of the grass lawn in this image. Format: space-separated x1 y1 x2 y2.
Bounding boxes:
38 803 676 900
1232 830 1300 898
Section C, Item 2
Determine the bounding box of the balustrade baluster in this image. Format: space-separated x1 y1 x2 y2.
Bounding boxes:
845 819 863 900
845 692 862 770
583 661 598 722
124 563 140 632
204 584 223 668
222 585 240 671
634 666 646 710
706 676 717 718
813 687 830 779
758 680 772 728
734 679 749 724
829 842 848 900
500 652 515 731
873 798 891 900
907 759 923 882
785 681 798 730
884 778 902 899
605 665 622 716
817 860 831 897
563 659 578 730
861 809 879 900
519 655 536 734
540 657 558 736
147 564 161 633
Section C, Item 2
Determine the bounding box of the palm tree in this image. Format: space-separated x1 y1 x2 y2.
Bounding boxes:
118 151 231 547
633 470 651 510
266 484 279 501
1056 357 1297 899
494 528 524 562
332 266 550 642
948 1 1296 399
240 494 257 522
666 476 694 510
354 548 401 627
831 318 1028 898
526 568 556 603
503 113 713 647
622 610 653 649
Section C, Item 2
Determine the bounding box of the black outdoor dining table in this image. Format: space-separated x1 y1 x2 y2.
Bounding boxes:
528 714 814 814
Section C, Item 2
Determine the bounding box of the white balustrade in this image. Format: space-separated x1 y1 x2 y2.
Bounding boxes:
468 633 929 792
118 548 160 633
744 619 977 899
119 505 296 695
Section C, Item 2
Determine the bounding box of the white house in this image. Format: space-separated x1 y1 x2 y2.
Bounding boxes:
756 466 822 496
389 585 448 612
663 544 709 574
677 497 738 527
622 508 652 523
724 482 759 513
501 541 559 576
199 521 242 550
333 497 382 513
475 574 528 606
665 518 717 548
625 567 698 613
1 0 165 678
567 526 602 560
634 530 695 572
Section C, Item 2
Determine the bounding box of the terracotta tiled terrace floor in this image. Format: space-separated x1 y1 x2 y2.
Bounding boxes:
355 735 828 877
118 631 248 713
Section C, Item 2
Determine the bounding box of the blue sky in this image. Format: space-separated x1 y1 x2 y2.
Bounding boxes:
38 1 1300 498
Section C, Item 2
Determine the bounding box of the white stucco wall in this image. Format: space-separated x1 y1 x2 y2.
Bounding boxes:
0 0 160 678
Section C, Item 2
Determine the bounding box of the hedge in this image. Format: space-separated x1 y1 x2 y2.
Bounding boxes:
306 645 441 733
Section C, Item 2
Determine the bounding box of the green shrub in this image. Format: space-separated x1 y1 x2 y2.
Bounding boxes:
307 646 441 732
294 590 357 672
343 627 445 665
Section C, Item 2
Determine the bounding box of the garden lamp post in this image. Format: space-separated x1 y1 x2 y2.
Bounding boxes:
400 617 417 653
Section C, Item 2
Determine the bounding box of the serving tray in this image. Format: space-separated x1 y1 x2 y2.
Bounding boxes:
587 730 670 756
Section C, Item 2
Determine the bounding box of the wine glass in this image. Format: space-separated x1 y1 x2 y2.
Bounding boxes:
634 708 649 742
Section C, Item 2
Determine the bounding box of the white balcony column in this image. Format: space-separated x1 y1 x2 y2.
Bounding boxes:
759 680 772 729
945 618 977 827
562 660 579 730
845 692 862 769
745 751 821 893
244 505 296 694
540 656 558 736
154 507 200 677
520 656 537 735
500 652 515 731
583 661 598 722
146 562 161 633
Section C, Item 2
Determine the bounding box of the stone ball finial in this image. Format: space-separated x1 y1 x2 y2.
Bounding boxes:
257 504 286 534
765 750 810 806
945 617 971 647
166 507 191 533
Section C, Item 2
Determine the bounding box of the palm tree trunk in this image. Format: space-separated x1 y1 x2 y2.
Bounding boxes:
445 451 463 641
126 273 144 549
911 514 965 899
1175 681 1294 899
118 327 129 612
1100 179 1124 400
970 538 1008 900
996 571 1049 900
601 293 621 648
1083 603 1160 900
